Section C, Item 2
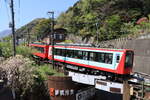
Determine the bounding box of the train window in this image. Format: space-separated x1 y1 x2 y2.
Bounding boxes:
66 50 74 58
89 52 96 61
73 50 83 59
70 50 88 60
116 55 120 63
61 49 66 56
97 53 105 63
59 49 61 56
125 51 133 68
82 51 88 60
55 49 61 56
70 50 74 58
96 52 113 64
105 53 113 64
55 49 66 56
78 51 83 59
54 49 57 55
73 50 77 58
66 50 70 57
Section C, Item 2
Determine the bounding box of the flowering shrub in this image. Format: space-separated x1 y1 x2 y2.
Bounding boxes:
0 55 35 99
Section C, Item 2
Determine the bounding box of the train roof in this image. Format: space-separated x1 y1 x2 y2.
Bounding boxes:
55 43 93 47
29 43 133 52
54 43 128 51
30 42 47 45
54 45 132 52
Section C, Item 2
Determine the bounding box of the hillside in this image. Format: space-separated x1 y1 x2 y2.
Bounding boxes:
16 18 45 38
0 18 52 43
0 29 11 38
56 0 150 41
7 0 150 44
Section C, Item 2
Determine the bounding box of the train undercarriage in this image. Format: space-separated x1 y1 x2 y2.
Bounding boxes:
53 61 131 83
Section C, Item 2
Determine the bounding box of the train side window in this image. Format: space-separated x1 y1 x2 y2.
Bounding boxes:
78 51 83 59
89 52 93 61
60 49 64 56
59 49 61 56
89 52 96 61
116 55 120 63
54 49 58 55
61 49 66 56
104 53 113 64
105 53 113 64
66 50 74 58
83 51 88 60
54 49 57 55
74 50 78 58
99 53 105 63
66 50 70 57
56 49 61 56
70 50 74 58
98 53 113 64
106 53 113 64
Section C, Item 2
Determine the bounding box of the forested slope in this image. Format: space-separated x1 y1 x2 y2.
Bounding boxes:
56 0 150 41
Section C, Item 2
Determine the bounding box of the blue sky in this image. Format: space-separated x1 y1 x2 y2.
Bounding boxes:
0 0 79 31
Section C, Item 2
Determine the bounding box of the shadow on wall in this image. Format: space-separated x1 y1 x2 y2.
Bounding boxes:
93 90 122 100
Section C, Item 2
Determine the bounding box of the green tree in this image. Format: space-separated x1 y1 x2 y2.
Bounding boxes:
104 15 122 39
56 0 150 41
32 19 51 40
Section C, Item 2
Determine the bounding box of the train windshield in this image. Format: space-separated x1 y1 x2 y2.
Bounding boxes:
125 51 134 68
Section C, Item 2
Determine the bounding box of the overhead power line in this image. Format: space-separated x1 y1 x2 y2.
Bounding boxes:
4 0 11 22
17 0 21 24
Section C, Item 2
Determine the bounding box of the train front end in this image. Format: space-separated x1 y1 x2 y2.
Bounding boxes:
117 50 134 75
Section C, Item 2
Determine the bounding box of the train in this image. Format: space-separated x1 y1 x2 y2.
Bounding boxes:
29 43 134 77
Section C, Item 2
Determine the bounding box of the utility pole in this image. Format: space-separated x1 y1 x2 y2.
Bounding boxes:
95 22 99 44
123 80 130 100
10 0 16 56
27 28 30 45
48 11 55 69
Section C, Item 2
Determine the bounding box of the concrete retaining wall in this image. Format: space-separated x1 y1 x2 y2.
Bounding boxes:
133 56 150 74
124 39 150 74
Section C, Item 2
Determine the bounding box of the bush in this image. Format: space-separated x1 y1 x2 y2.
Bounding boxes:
0 55 35 99
0 55 65 100
0 41 36 58
16 45 35 58
34 64 64 81
0 42 12 58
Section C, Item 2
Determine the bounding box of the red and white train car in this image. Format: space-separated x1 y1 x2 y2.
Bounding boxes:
30 43 134 76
